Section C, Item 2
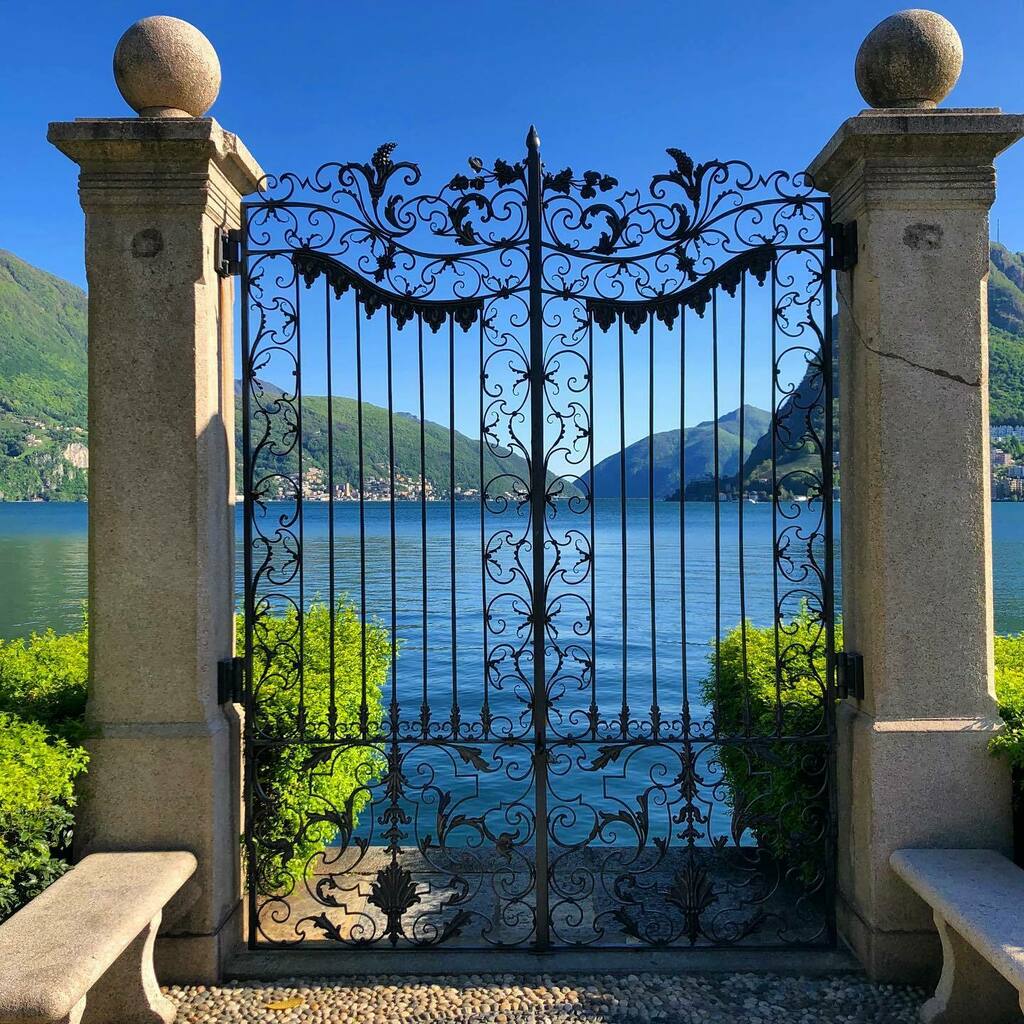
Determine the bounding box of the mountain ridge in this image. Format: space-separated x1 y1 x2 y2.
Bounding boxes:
4 244 1024 499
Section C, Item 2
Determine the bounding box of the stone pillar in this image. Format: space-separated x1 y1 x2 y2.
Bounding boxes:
808 10 1024 984
47 17 262 982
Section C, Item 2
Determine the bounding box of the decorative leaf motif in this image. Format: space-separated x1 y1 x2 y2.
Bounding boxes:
368 861 421 945
666 861 717 945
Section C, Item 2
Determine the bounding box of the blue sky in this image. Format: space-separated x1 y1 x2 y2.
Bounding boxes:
3 1 1024 457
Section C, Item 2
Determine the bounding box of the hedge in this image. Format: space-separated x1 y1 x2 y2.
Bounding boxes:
700 609 840 884
0 625 88 921
707 619 1024 883
0 600 389 922
247 602 389 885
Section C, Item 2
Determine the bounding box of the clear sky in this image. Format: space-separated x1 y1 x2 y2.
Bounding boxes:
3 0 1024 458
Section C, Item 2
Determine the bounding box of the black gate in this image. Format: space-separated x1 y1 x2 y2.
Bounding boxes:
238 130 836 952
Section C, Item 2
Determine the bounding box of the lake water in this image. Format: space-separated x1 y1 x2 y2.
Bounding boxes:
4 499 1023 852
5 500 1024 640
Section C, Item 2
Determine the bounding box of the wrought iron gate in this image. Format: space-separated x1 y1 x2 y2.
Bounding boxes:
238 129 836 952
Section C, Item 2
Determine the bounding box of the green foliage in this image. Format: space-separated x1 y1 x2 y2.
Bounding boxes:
990 326 1024 426
237 384 537 498
244 601 390 886
0 714 87 920
988 634 1024 768
0 603 386 919
701 611 840 882
0 625 88 742
0 625 89 921
0 250 87 428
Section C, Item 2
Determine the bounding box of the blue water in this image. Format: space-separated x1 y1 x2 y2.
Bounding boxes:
5 498 1024 660
3 500 1024 847
247 498 822 738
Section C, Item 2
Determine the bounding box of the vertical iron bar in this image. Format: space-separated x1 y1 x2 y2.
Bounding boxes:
739 273 750 736
525 125 549 948
355 293 368 737
618 313 629 740
387 310 399 735
648 315 659 736
419 314 429 738
588 318 597 738
770 261 783 736
325 276 337 740
479 314 491 737
239 207 257 949
679 308 689 734
712 289 721 735
449 314 460 738
294 276 306 740
823 200 839 947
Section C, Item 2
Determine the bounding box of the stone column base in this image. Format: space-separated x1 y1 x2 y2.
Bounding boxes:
838 891 942 986
155 900 243 986
836 703 1012 984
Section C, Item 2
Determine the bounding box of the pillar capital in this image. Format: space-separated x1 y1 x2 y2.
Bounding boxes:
808 109 1024 218
47 118 262 224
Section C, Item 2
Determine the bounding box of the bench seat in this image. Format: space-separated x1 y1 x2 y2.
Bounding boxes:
891 849 1024 1023
0 851 196 1024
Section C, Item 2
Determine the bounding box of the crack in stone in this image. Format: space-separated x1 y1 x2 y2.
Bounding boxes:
839 287 980 388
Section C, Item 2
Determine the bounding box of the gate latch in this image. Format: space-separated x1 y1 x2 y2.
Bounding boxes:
216 228 242 278
836 651 865 701
218 656 245 705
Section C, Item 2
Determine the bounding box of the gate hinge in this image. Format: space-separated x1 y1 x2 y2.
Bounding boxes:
836 651 865 701
831 220 858 272
218 656 245 704
216 228 242 278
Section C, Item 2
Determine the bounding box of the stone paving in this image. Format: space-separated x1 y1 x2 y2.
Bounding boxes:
168 972 926 1023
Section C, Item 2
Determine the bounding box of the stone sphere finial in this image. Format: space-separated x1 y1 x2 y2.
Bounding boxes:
855 9 963 109
113 16 221 118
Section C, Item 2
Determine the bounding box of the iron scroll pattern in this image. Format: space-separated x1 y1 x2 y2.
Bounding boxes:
240 136 835 950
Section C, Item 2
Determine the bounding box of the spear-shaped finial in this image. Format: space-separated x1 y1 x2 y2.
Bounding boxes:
526 124 540 152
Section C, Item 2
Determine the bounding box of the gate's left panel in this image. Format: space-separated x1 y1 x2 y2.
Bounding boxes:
239 152 538 949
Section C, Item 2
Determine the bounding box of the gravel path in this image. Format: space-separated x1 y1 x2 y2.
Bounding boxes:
168 973 926 1023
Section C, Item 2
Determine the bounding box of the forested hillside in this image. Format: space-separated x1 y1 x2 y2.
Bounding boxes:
4 243 1024 500
0 251 88 500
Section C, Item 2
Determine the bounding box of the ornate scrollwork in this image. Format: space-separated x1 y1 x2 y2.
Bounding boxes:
242 135 833 952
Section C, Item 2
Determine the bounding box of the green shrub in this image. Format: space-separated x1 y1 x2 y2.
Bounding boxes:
0 625 89 921
989 634 1024 767
700 610 840 883
0 624 88 741
244 601 390 888
0 601 387 919
0 712 87 920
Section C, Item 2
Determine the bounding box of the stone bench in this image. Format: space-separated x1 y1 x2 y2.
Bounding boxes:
0 851 196 1024
891 849 1024 1023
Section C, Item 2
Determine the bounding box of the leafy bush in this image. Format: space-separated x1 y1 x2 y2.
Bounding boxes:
0 624 88 740
701 610 840 883
710 622 1024 880
0 626 89 921
989 634 1024 767
0 602 388 920
245 601 390 887
0 712 87 920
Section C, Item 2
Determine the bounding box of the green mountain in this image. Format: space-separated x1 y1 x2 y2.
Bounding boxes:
989 243 1024 425
5 243 1024 500
237 379 531 497
732 243 1024 498
582 406 772 500
0 250 88 500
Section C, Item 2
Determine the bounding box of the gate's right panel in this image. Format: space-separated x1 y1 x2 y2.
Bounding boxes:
537 155 836 948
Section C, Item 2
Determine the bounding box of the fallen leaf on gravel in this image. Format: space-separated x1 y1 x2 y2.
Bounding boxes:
264 998 305 1010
